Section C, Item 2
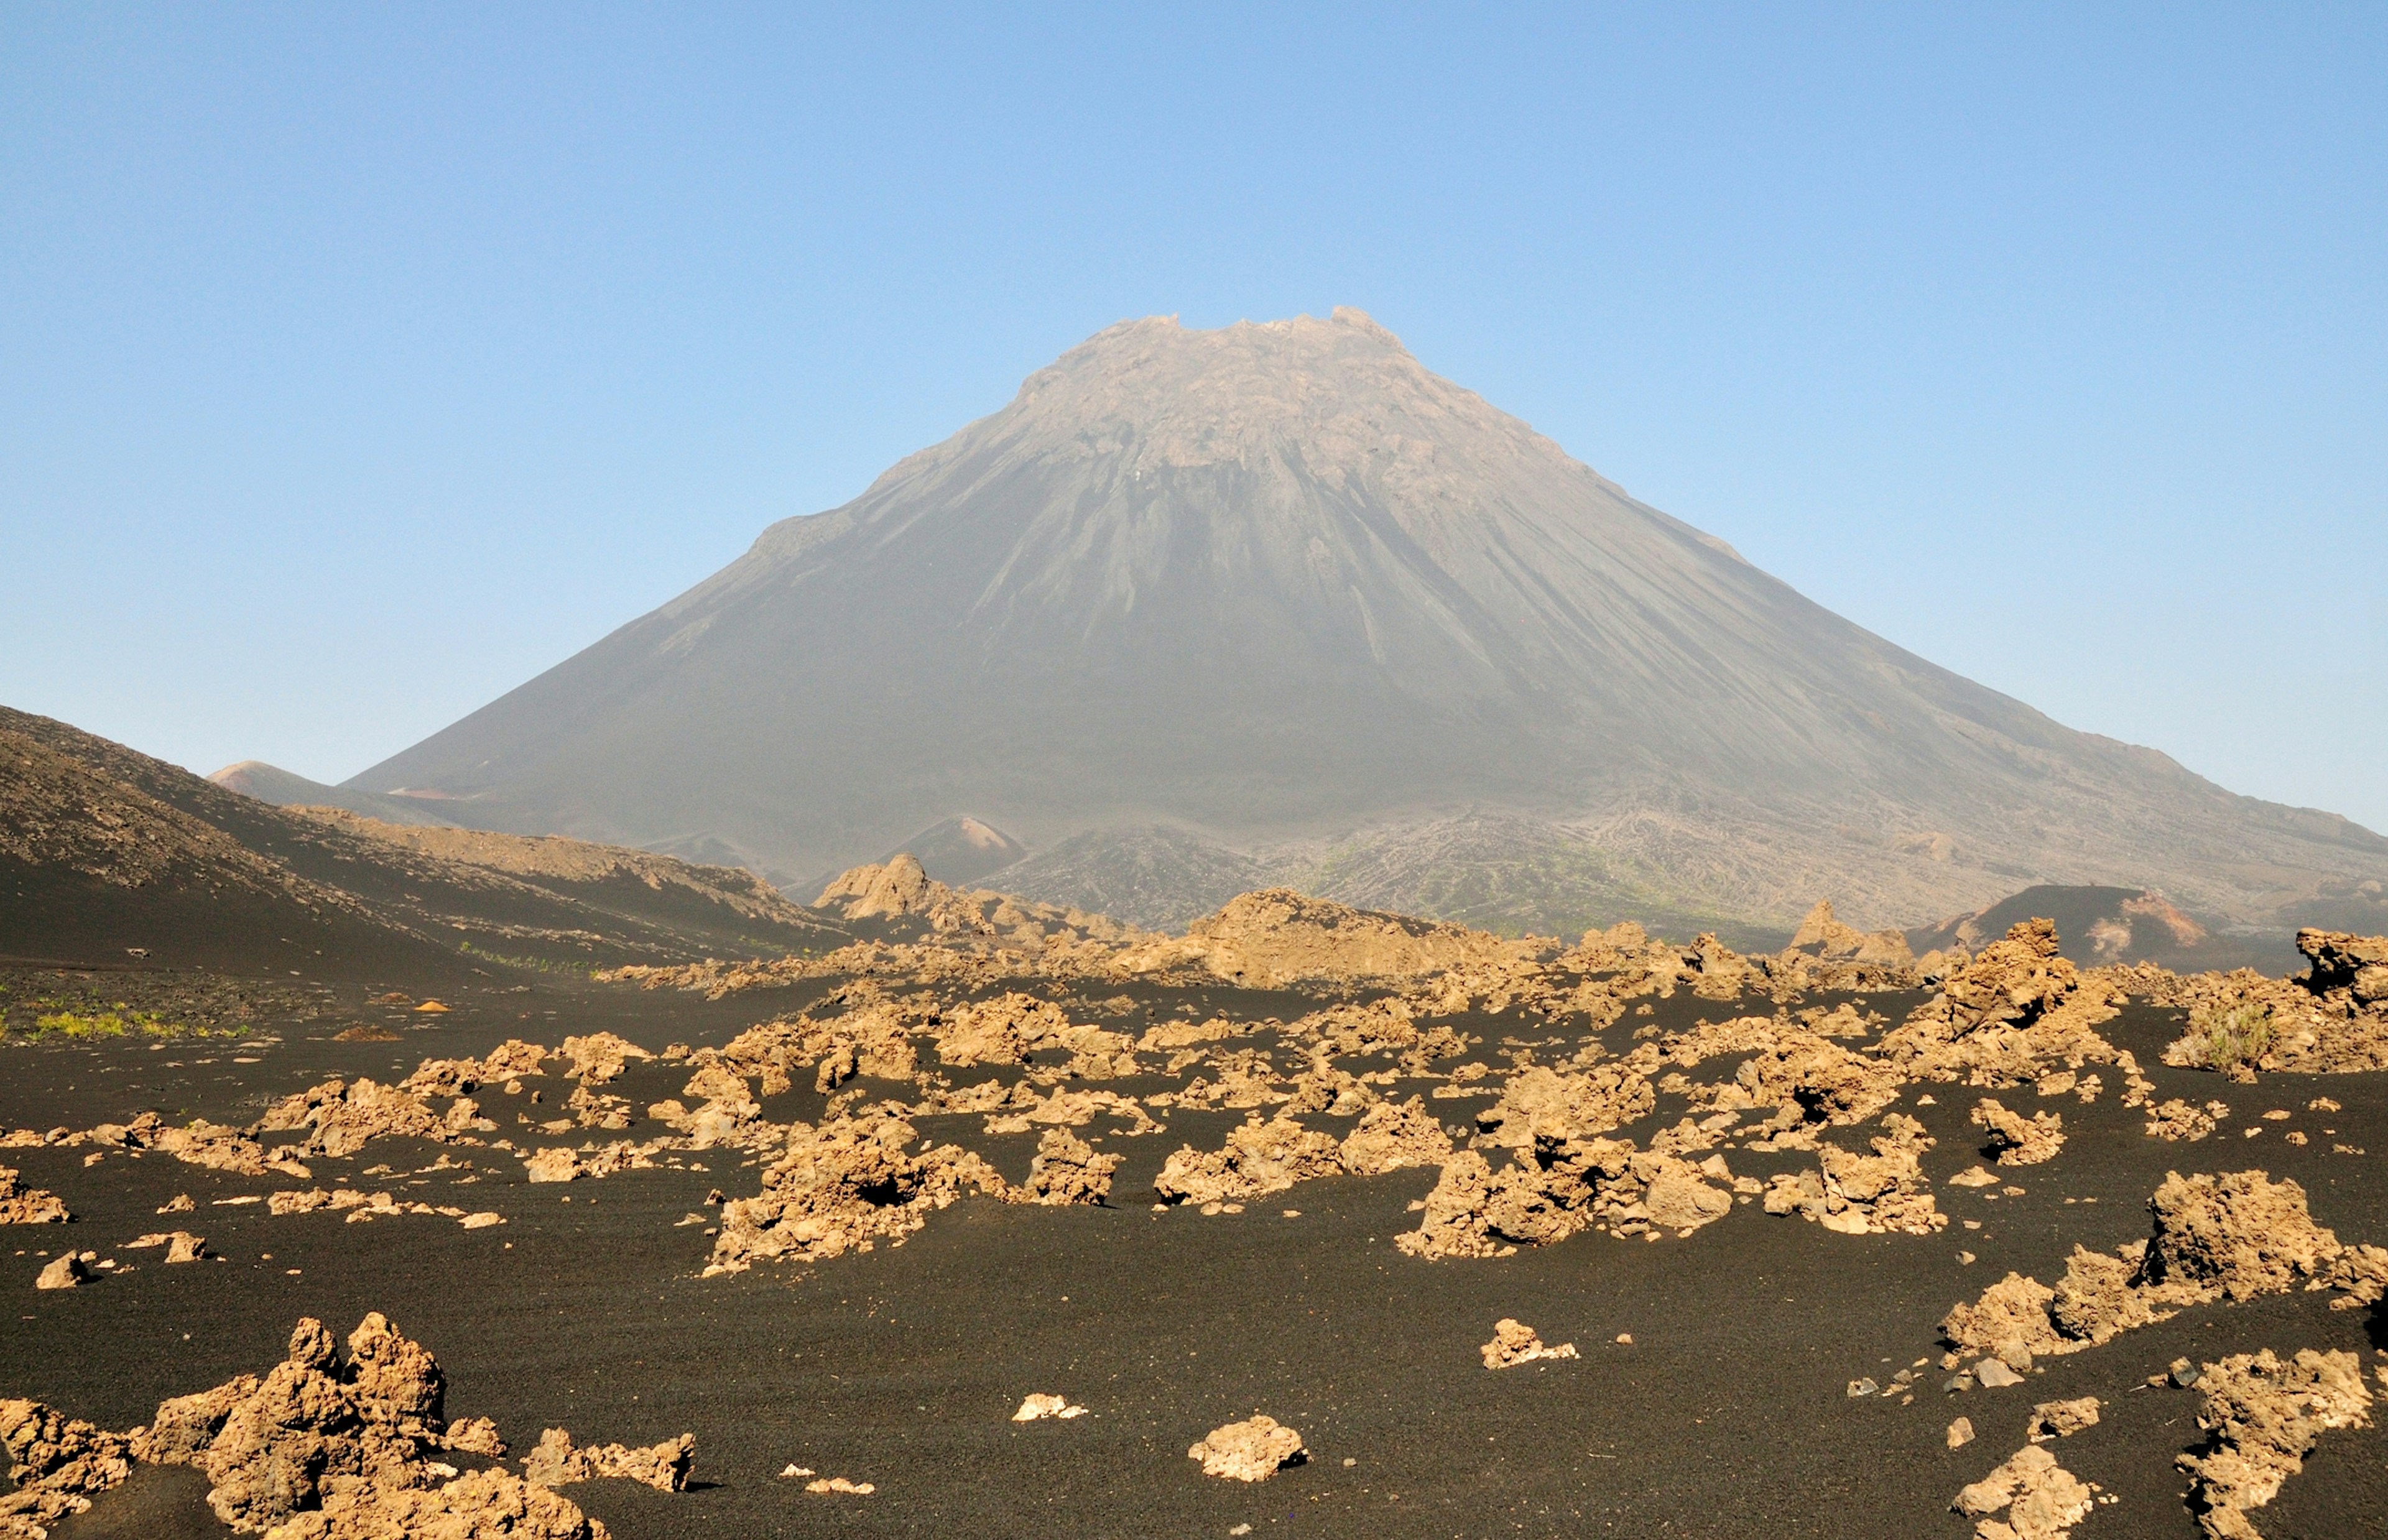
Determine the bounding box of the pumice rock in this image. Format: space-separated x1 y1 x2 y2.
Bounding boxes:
34 1253 88 1289
1480 1319 1578 1368
1187 1415 1306 1481
2026 1397 2099 1441
522 1427 695 1492
1972 1099 2065 1166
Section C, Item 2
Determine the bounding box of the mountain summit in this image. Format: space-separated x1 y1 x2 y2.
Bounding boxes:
347 310 2387 936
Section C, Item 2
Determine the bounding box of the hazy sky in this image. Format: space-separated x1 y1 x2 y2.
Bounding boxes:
4 6 2383 834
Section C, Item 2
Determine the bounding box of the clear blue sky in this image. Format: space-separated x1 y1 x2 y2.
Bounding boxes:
4 4 2383 832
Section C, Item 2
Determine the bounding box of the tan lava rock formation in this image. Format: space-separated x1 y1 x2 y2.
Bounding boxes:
73 1311 620 1539
2142 929 2388 1075
1019 1128 1121 1206
1336 1097 1453 1175
522 1427 695 1492
1475 1065 1656 1148
1186 1414 1307 1481
1762 1115 1948 1236
1154 1116 1343 1206
1123 888 1520 988
1951 1443 2095 1540
2027 1398 2100 1442
708 1114 1006 1271
267 1465 605 1540
1480 1319 1578 1369
0 1168 68 1225
259 1079 445 1161
1397 1135 1734 1258
0 1397 132 1534
1972 1099 2066 1166
2177 1348 2374 1539
1943 1170 2354 1363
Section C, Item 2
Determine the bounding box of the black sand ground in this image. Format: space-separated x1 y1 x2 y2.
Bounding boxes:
4 968 2386 1540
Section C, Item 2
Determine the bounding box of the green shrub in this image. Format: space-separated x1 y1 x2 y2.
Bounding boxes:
2182 1001 2275 1072
29 1010 129 1039
4 1009 218 1043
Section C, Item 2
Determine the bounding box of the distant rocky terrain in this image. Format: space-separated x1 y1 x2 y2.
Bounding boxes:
324 309 2386 945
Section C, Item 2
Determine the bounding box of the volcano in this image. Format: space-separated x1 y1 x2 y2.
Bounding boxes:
344 309 2387 936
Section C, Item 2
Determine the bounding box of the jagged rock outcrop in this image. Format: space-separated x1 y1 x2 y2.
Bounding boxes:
1782 900 1916 971
935 993 1063 1067
0 1398 132 1534
1726 1032 1900 1127
1336 1097 1453 1175
2178 1349 2373 1539
1951 1444 2095 1540
2140 1169 2344 1301
2146 1098 2225 1141
1929 919 2076 1031
813 856 1145 950
2137 929 2388 1076
0 1168 68 1225
818 854 939 920
1019 1129 1120 1206
79 1112 310 1180
1397 1135 1730 1259
1973 1099 2065 1166
1942 1170 2353 1362
1881 920 2124 1087
259 1079 445 1160
37 1312 617 1539
2298 928 2388 1002
267 1466 605 1540
1762 1115 1946 1235
708 1115 1006 1271
556 1034 652 1085
1474 1065 1654 1148
1154 1117 1341 1206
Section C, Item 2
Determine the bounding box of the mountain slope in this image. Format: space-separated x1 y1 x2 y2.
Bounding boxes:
346 309 2388 934
1 706 855 974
